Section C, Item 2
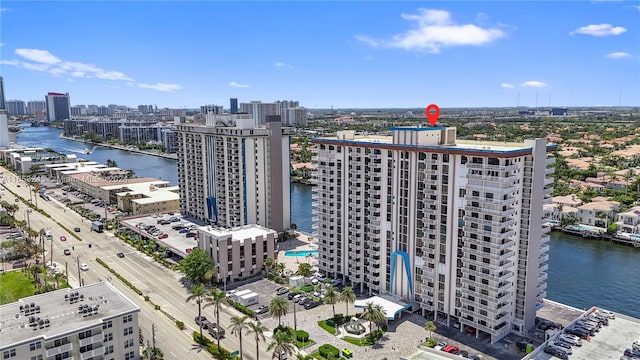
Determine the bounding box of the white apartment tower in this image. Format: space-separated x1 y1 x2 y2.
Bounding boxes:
0 282 140 360
176 113 292 233
312 126 554 343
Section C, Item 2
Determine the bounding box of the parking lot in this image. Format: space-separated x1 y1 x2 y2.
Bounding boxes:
226 278 285 317
120 213 202 258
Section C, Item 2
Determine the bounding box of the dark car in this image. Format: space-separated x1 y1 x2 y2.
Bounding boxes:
457 350 469 358
300 298 314 306
64 249 71 256
73 227 81 232
304 301 321 310
117 252 125 258
625 349 640 358
195 316 212 329
276 287 290 295
287 292 297 300
543 346 568 360
186 232 196 238
565 328 590 339
256 305 269 315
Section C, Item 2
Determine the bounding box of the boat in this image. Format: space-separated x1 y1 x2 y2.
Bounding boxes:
82 146 97 154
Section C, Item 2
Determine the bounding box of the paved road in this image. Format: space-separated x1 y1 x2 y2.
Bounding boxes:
0 172 276 360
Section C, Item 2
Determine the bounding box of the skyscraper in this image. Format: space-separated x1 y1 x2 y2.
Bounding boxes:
176 113 292 232
239 101 280 126
230 97 238 114
45 92 71 122
312 126 554 343
27 100 47 114
6 100 26 116
0 76 5 110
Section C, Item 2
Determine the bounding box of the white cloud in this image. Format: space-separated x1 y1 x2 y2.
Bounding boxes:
521 81 548 88
500 83 514 89
230 81 250 88
606 52 631 59
137 83 182 92
15 49 61 64
571 24 627 36
635 5 640 11
275 62 293 69
355 8 506 53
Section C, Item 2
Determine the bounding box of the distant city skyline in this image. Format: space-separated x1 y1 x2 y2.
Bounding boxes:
1 2 638 108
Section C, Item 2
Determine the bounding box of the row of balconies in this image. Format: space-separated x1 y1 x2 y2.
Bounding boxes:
466 162 520 172
462 235 516 253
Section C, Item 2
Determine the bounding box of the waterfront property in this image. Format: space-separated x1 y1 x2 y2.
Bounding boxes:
0 282 140 360
0 147 77 174
313 126 555 343
176 113 293 232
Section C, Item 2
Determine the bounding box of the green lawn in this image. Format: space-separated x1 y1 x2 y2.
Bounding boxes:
317 320 336 335
0 271 36 304
297 339 316 349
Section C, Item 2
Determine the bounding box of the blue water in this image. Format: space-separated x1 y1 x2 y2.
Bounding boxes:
16 124 640 318
284 250 318 257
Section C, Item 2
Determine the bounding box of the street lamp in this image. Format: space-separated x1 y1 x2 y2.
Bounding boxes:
24 209 32 243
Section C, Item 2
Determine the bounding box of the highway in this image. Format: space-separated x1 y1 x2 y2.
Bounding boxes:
1 172 276 360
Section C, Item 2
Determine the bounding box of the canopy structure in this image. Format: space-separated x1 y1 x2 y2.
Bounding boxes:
353 295 414 321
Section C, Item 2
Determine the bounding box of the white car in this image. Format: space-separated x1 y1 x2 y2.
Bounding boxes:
558 333 582 347
596 310 615 319
79 263 89 271
633 340 640 351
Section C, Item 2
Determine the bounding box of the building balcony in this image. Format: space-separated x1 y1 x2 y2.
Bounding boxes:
45 343 73 358
539 262 549 272
466 163 520 172
80 347 105 360
540 243 550 254
539 253 549 264
79 333 103 347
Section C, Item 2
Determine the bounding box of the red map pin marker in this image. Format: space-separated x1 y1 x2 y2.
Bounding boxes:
425 104 440 127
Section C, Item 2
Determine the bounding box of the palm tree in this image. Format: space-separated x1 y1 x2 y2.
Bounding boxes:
264 257 274 277
361 301 386 333
269 296 289 329
372 304 387 331
267 329 297 360
106 159 118 168
228 315 250 360
296 262 313 279
125 169 136 179
246 321 268 360
274 262 285 277
204 288 229 350
424 320 437 340
185 284 210 340
324 286 339 319
340 286 356 317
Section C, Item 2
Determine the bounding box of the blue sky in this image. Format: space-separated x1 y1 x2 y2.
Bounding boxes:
1 1 639 109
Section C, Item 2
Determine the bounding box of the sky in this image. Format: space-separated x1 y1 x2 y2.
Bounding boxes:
1 1 639 109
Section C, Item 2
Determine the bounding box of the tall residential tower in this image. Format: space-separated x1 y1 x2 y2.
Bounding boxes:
45 92 71 122
176 113 292 232
312 126 554 343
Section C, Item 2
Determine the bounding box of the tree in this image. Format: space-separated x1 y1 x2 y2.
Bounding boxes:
264 257 274 277
125 169 136 179
105 159 118 168
178 248 215 284
340 286 356 317
361 301 386 333
204 265 219 286
267 329 297 360
185 284 210 340
269 296 289 328
424 320 437 339
204 288 229 350
372 304 387 331
274 262 285 277
296 262 313 279
228 315 250 360
246 320 268 360
324 286 339 319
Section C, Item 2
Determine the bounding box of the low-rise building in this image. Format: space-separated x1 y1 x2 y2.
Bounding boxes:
552 195 583 208
197 224 277 284
616 206 640 234
0 147 77 174
577 200 620 228
111 181 179 215
0 282 140 360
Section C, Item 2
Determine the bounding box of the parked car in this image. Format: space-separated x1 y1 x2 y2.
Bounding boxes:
434 342 447 351
186 232 196 238
565 327 590 339
73 227 81 232
633 340 640 351
159 234 168 239
195 316 212 329
226 290 238 298
558 333 582 347
64 249 71 256
287 292 298 300
304 301 321 310
292 294 304 303
624 349 640 358
117 252 125 258
276 287 290 295
256 305 269 315
596 310 615 319
79 263 89 271
457 350 469 358
179 228 190 233
442 345 459 354
550 341 573 354
543 346 568 360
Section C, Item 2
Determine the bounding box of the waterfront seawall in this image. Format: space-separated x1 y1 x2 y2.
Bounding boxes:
59 134 178 160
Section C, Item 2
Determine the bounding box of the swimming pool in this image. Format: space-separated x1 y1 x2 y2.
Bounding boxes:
284 250 318 257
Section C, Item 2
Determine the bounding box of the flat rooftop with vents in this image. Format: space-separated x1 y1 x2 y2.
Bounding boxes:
0 281 140 348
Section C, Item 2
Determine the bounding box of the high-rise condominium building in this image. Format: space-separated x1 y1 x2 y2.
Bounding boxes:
176 114 292 232
45 92 71 122
27 100 47 115
312 126 554 343
6 100 26 116
239 101 280 126
0 76 5 110
201 104 224 115
230 98 238 114
0 282 140 360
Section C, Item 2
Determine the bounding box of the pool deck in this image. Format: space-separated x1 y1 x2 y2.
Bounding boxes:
276 232 319 274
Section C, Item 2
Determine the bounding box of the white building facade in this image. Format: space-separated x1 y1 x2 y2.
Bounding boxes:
176 114 292 233
0 282 140 360
312 127 554 343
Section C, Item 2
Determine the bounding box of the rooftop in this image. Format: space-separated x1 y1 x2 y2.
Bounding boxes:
0 282 139 348
197 224 277 241
109 181 179 204
353 294 413 321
